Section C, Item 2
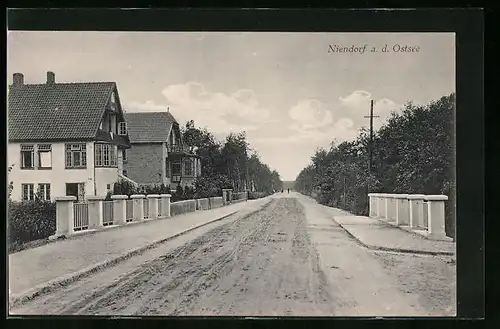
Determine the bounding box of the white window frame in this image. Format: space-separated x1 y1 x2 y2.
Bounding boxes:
65 143 87 168
37 183 51 201
22 183 34 201
171 161 182 175
95 143 117 167
118 122 127 135
20 144 35 169
37 144 52 169
183 158 193 176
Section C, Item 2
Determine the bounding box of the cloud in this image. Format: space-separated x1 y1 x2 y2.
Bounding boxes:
339 90 400 115
125 82 271 134
253 117 358 147
288 99 333 130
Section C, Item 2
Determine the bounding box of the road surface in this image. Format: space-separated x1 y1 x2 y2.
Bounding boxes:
10 194 455 316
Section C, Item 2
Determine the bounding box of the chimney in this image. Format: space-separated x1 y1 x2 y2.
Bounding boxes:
12 73 24 86
46 71 55 84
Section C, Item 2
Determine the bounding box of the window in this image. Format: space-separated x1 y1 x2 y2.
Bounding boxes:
184 158 193 176
37 183 51 201
118 122 127 135
172 161 182 175
111 92 115 104
21 145 34 169
38 144 52 168
123 170 128 177
65 143 87 168
22 183 34 201
95 143 117 167
122 149 127 162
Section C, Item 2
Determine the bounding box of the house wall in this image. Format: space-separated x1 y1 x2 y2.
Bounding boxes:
8 141 123 201
123 143 163 185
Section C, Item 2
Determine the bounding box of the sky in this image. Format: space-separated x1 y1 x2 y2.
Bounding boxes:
7 32 455 181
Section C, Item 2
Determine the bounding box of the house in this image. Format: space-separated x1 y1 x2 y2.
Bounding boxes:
7 71 132 202
123 111 202 189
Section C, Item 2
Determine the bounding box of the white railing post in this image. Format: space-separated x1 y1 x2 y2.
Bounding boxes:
384 194 393 221
368 193 378 217
87 196 104 229
147 194 160 219
229 189 233 204
160 194 171 217
408 194 425 229
425 195 449 239
378 193 387 219
395 194 409 226
111 195 128 225
222 189 228 206
50 196 76 240
130 194 145 221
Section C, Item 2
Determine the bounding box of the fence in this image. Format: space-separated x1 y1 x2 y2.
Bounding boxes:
232 192 248 203
368 193 451 241
73 202 89 232
53 188 253 238
126 199 134 223
102 201 114 226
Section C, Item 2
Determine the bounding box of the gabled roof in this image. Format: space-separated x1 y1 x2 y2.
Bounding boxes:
8 82 116 141
124 111 178 143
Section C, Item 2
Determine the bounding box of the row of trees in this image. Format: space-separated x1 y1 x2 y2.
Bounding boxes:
295 94 455 238
182 120 283 197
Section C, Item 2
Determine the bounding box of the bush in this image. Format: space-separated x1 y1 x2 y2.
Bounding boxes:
8 199 56 250
248 191 267 200
113 181 138 196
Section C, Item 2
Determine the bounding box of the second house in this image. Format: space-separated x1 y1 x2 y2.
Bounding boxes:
123 111 202 189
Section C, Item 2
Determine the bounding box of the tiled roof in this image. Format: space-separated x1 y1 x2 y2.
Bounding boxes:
124 111 177 143
8 82 115 141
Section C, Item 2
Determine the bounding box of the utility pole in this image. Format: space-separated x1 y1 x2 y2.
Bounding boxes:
363 100 379 175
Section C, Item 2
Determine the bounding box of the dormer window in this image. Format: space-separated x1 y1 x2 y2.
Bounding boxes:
118 122 127 135
111 92 115 104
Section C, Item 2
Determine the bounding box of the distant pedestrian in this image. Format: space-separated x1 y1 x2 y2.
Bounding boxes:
287 188 290 193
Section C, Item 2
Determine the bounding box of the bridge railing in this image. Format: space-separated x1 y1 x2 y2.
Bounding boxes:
50 188 247 240
368 193 451 241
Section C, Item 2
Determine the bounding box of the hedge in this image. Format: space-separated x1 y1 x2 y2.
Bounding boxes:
8 200 56 252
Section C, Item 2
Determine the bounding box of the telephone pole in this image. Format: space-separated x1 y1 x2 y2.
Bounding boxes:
363 100 379 174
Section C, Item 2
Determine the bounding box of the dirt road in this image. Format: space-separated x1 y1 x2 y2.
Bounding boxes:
10 196 455 316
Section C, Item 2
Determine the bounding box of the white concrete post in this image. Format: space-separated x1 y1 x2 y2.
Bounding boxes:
368 193 378 217
388 194 399 222
425 195 449 239
408 194 425 229
384 194 393 221
50 196 76 239
160 194 171 217
87 195 105 229
130 194 145 221
228 189 233 204
395 194 409 226
378 194 387 219
374 193 380 217
147 194 160 219
111 195 128 225
222 189 228 206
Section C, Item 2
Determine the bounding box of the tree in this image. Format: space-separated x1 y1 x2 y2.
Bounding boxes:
295 93 455 235
182 121 283 195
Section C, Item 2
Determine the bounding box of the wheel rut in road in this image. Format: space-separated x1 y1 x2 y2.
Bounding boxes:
58 198 334 316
